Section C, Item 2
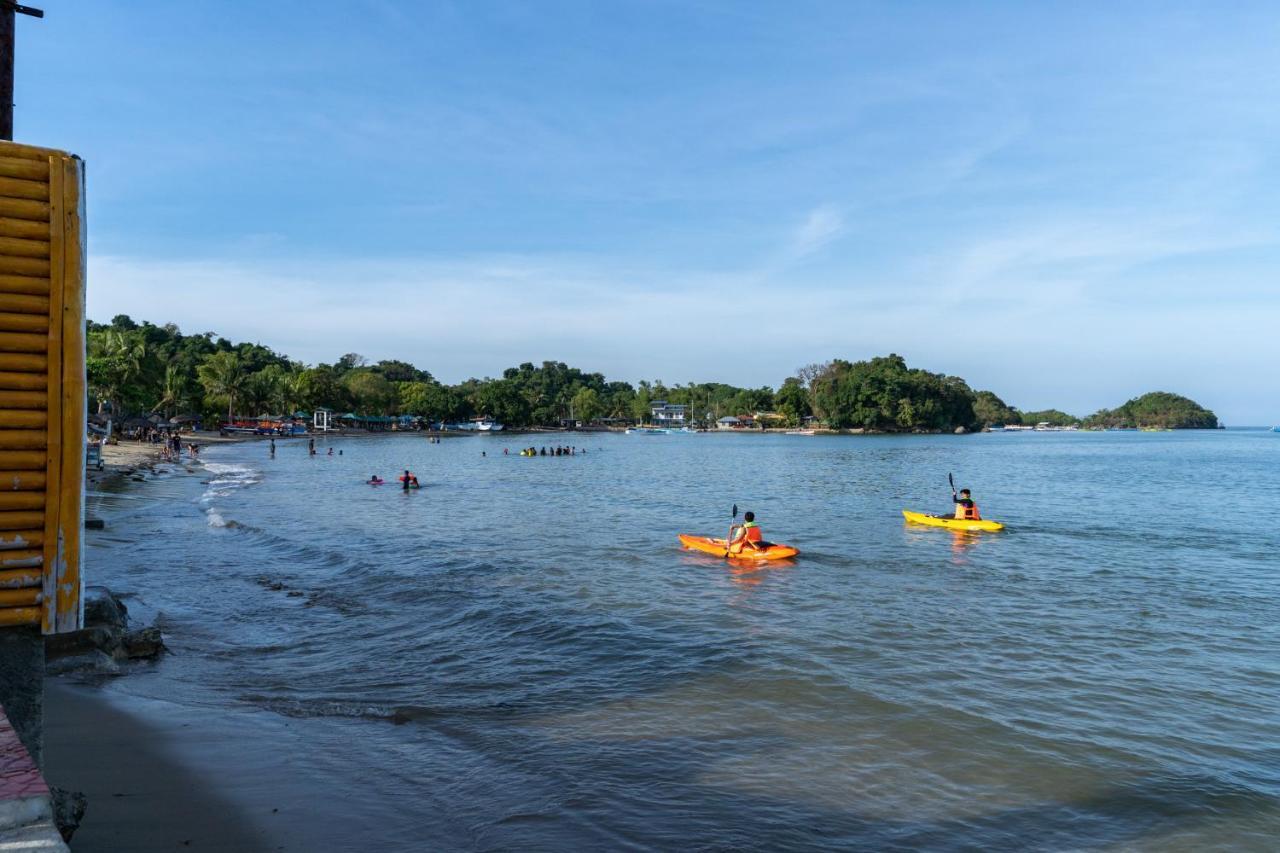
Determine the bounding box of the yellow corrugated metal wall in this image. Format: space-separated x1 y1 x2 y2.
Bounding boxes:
0 140 85 634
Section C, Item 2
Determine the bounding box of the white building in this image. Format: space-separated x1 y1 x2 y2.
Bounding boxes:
650 401 687 425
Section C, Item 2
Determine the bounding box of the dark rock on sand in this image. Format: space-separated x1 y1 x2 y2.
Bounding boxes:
50 786 87 842
83 586 129 631
122 627 166 660
44 625 123 659
47 586 167 672
45 650 121 677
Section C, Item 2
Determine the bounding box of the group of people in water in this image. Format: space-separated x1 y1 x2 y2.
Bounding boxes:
159 432 197 462
367 470 421 489
512 445 583 456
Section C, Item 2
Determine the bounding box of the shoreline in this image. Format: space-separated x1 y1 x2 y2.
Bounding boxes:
43 682 274 853
51 456 359 851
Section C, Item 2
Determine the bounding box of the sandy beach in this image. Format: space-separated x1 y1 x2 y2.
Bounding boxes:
43 683 273 853
49 444 390 852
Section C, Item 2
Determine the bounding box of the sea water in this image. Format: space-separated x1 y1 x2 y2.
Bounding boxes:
81 430 1280 850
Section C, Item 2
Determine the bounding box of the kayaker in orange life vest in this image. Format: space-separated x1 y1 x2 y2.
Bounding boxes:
952 488 981 520
729 511 766 552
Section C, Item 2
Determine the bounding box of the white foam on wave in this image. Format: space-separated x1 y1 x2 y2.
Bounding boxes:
199 460 261 527
198 462 261 502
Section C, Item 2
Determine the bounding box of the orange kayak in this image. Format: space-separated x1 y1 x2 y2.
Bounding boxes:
678 534 799 561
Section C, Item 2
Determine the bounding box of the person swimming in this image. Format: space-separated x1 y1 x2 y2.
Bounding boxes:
368 474 384 485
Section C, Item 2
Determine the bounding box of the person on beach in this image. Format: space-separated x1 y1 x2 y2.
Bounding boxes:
951 488 981 520
728 511 766 553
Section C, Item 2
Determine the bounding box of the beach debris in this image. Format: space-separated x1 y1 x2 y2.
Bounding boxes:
50 786 87 843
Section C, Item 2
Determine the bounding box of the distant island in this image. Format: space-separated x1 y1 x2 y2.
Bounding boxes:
973 389 1219 431
88 315 1219 432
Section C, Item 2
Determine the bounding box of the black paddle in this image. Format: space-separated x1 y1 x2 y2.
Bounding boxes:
949 472 956 497
725 504 739 558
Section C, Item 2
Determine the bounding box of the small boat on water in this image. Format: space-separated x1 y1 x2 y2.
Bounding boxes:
1271 426 1280 433
902 510 1005 532
678 534 799 561
446 418 504 432
784 429 816 436
626 427 668 435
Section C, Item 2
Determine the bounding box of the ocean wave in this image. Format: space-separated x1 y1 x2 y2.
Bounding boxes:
198 461 261 505
239 695 523 725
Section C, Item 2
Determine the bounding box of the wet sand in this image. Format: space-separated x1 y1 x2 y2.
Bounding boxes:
42 682 275 852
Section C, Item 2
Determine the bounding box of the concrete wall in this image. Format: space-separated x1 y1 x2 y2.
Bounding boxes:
0 627 43 765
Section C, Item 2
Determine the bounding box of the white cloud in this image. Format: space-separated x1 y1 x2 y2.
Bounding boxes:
788 205 845 259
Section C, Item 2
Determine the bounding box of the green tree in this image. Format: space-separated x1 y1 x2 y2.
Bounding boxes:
153 365 191 417
87 328 149 416
1019 409 1078 427
196 351 246 420
973 390 1020 427
812 354 977 432
1082 392 1217 429
297 365 349 412
343 369 397 414
775 377 811 426
471 378 530 426
571 387 602 423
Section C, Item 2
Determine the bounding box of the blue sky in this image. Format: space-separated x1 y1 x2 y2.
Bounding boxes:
17 1 1280 422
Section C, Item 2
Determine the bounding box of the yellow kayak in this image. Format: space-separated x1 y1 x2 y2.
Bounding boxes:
902 510 1004 532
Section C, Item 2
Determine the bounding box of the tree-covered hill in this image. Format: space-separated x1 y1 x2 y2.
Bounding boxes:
86 315 1218 433
808 355 979 432
1082 392 1219 429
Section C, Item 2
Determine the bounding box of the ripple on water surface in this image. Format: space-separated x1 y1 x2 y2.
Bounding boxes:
86 431 1280 850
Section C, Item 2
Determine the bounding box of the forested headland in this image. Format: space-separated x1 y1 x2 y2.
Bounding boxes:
87 315 1218 432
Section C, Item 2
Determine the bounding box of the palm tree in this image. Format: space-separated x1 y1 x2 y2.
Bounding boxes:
154 365 188 417
90 329 148 416
276 368 307 414
196 351 245 421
